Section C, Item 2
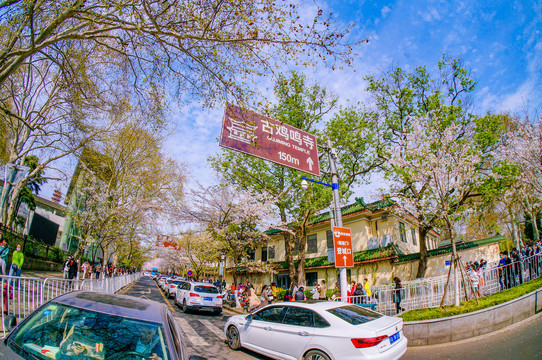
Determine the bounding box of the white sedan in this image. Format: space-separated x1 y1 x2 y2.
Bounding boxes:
224 301 407 360
175 281 223 315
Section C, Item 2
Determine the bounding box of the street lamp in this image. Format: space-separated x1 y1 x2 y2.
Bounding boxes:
301 140 348 300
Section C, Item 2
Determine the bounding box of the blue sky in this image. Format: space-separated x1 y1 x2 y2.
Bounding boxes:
43 0 541 206
162 0 541 200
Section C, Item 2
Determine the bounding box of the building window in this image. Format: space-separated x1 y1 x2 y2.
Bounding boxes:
411 229 417 246
326 230 333 249
307 234 318 254
262 246 268 262
399 222 407 243
306 272 318 286
247 249 255 261
268 246 275 259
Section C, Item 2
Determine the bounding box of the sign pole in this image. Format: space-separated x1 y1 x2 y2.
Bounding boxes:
327 140 348 300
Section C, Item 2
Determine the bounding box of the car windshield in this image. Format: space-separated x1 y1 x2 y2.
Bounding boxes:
170 281 183 286
7 302 170 360
327 305 383 325
194 286 218 294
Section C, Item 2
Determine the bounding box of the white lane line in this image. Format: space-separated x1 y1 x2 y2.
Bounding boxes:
174 316 210 347
199 319 225 340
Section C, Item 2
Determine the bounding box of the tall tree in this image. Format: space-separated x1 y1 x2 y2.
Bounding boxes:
365 56 478 278
67 120 185 269
0 0 360 102
177 183 280 284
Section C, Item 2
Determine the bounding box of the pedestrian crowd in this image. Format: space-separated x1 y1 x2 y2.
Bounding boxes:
63 259 138 280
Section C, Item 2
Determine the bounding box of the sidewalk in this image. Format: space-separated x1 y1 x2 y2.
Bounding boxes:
20 270 63 279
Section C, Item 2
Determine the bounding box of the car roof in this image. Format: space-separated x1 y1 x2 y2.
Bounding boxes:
190 282 217 287
52 291 169 324
268 300 350 311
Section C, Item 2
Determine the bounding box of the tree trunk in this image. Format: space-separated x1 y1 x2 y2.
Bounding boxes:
283 232 297 285
530 212 540 244
415 225 430 278
296 210 311 286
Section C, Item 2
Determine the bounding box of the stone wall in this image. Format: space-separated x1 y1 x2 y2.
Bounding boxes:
404 288 542 346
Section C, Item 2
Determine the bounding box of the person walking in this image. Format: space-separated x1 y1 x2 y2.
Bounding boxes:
67 257 78 280
294 286 306 301
318 280 327 300
81 261 89 280
260 285 271 307
310 283 320 300
353 283 365 304
363 278 371 299
247 285 261 312
62 256 71 279
8 244 24 287
0 237 9 275
393 277 404 314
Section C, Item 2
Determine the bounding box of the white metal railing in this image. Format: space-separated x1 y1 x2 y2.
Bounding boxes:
0 272 142 336
335 253 542 316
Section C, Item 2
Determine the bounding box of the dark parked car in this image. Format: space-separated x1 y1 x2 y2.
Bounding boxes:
0 291 205 360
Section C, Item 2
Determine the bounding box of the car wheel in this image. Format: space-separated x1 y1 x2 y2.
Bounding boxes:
304 350 331 360
226 326 241 350
214 308 222 315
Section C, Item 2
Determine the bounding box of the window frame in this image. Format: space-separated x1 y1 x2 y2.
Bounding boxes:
307 234 318 254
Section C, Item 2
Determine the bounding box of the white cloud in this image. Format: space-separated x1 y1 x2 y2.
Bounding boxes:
381 6 391 17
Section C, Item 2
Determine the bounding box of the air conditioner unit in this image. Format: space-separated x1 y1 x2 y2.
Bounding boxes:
368 237 380 250
381 234 393 247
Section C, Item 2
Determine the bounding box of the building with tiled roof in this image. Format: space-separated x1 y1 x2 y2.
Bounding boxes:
226 197 444 288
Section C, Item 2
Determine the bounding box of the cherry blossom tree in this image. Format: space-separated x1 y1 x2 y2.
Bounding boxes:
497 117 542 244
177 182 283 284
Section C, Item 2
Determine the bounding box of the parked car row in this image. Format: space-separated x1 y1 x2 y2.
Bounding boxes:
154 275 223 315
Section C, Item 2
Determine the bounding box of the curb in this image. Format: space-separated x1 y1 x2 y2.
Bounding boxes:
403 287 542 346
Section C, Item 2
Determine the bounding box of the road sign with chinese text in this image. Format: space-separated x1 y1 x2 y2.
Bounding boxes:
219 104 320 176
333 227 354 268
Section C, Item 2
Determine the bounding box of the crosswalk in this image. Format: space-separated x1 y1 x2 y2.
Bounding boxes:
174 314 224 347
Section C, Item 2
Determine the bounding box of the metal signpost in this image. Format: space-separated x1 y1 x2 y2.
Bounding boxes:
219 103 320 176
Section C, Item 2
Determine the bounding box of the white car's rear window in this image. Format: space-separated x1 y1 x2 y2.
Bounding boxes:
327 305 383 325
194 286 218 294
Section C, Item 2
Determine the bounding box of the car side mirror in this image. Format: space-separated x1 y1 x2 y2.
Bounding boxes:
189 356 207 360
4 315 17 331
246 314 252 320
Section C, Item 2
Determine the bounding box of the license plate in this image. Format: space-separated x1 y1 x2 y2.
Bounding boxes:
389 332 400 344
204 297 213 301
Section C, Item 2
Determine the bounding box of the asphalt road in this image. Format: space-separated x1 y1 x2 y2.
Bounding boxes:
122 277 542 360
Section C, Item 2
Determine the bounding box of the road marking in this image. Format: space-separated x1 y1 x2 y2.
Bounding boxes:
156 283 176 312
174 316 210 347
199 319 225 340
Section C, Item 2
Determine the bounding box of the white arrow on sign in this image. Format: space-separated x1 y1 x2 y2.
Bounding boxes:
343 255 347 266
307 157 314 171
